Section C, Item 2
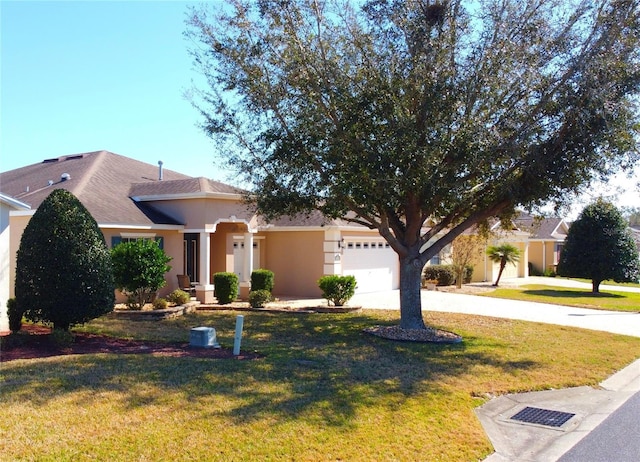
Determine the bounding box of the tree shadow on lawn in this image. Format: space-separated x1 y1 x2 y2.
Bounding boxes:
0 311 541 428
523 289 625 299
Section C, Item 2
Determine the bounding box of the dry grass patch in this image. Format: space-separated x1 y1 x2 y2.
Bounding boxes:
2 310 640 461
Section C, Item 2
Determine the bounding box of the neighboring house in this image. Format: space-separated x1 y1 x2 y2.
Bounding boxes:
0 193 31 332
0 151 400 302
458 212 569 284
513 213 570 275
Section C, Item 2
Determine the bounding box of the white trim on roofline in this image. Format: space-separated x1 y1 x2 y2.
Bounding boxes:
0 193 31 211
98 223 185 230
9 210 35 217
258 224 376 232
131 192 243 202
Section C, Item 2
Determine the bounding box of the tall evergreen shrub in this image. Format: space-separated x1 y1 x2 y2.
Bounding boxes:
15 189 115 331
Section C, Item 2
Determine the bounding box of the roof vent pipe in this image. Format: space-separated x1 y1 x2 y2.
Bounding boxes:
158 160 164 181
61 173 71 181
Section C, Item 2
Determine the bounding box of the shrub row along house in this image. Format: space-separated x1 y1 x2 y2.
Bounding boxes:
1 151 569 309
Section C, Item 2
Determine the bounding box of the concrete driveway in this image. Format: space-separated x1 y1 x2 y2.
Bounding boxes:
347 276 640 338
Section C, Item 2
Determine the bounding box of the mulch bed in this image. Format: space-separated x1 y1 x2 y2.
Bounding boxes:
0 325 262 363
363 325 463 343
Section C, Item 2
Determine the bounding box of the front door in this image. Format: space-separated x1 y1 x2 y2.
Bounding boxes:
233 239 260 280
183 233 199 283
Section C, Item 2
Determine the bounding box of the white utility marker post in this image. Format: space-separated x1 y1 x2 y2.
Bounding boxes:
233 315 244 355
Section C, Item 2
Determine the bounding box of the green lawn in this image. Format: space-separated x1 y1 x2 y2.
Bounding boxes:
3 309 640 461
482 284 640 312
559 277 640 288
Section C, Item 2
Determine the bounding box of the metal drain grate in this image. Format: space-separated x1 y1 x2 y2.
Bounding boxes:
510 406 575 428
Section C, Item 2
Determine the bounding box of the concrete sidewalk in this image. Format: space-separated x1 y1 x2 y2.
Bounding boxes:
476 358 640 462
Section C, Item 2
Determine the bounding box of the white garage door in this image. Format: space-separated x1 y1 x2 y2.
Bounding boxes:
342 240 399 293
493 261 518 280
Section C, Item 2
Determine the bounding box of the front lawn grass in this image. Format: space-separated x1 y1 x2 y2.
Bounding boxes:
2 310 640 461
482 284 640 312
559 277 640 288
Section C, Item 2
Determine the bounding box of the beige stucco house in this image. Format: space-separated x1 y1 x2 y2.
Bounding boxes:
1 151 571 302
1 151 402 303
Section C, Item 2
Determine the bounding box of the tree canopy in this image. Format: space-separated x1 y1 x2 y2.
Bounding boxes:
187 0 640 329
15 189 115 331
557 199 640 292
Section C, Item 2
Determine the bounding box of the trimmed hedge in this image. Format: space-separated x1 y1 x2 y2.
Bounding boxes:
249 289 272 308
251 269 275 293
318 275 357 306
423 265 455 286
214 272 239 304
7 298 22 333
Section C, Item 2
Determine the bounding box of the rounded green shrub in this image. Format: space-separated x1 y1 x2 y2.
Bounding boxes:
249 289 272 308
153 298 169 310
463 265 474 284
318 275 357 306
422 265 455 286
167 289 190 305
7 298 23 333
214 272 239 304
251 269 275 293
51 328 75 347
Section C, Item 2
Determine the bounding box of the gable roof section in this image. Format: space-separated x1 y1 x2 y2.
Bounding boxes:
129 177 243 201
0 151 191 226
260 209 365 230
513 213 568 240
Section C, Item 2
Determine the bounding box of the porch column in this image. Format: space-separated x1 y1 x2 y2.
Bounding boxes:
523 241 530 277
542 241 547 272
323 229 342 275
200 232 211 285
195 232 215 304
243 232 254 282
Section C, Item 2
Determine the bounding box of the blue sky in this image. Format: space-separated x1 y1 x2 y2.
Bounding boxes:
1 0 233 181
1 0 638 216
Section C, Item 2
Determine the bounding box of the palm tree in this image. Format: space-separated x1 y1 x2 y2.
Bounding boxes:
486 244 521 287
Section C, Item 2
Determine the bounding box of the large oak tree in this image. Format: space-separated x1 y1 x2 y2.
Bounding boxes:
186 0 639 329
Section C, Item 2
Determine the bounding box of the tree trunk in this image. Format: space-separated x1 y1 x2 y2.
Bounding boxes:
592 279 601 293
493 261 507 287
399 255 427 330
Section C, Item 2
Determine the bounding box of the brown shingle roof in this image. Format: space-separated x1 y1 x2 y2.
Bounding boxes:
129 177 243 198
513 213 568 240
0 150 192 226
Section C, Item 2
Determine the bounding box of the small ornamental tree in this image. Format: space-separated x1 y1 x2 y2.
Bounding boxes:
111 239 172 309
557 199 640 293
451 234 486 288
486 243 521 287
15 189 115 331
